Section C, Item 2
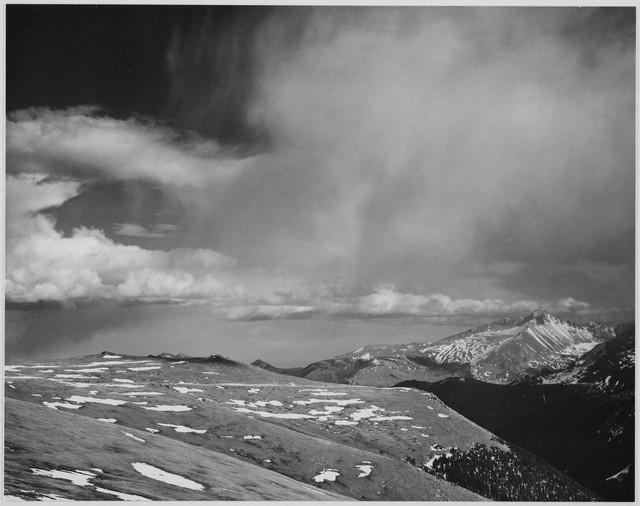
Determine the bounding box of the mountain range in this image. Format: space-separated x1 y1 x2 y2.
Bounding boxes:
253 310 617 386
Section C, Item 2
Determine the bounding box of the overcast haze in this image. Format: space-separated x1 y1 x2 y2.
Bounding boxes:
5 6 635 364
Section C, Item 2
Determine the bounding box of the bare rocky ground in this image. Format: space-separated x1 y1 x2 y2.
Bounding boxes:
5 352 493 501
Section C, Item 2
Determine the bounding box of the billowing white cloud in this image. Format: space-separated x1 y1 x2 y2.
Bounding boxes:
5 174 269 305
351 286 592 318
7 106 255 186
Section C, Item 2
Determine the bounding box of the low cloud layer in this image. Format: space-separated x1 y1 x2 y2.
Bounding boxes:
5 7 635 328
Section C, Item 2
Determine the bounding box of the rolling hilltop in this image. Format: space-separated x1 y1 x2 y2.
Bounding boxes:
5 351 595 501
254 310 616 386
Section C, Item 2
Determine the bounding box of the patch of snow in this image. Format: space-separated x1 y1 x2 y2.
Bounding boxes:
65 368 108 373
157 423 207 434
101 354 123 359
606 465 631 481
124 391 165 397
349 406 382 421
356 464 373 478
232 407 314 419
90 468 103 474
227 399 284 408
66 395 126 406
95 487 150 501
54 374 98 379
309 406 344 416
42 401 81 410
128 366 162 371
4 366 24 372
133 401 149 405
425 455 440 469
36 492 69 500
131 462 204 491
400 428 409 432
94 383 145 389
82 360 152 367
264 459 272 463
171 361 186 365
202 371 220 375
97 418 118 423
144 405 192 412
437 413 449 418
172 386 204 394
243 435 262 440
313 469 340 483
114 378 135 383
30 468 95 487
145 427 160 433
31 394 42 397
123 432 146 443
310 392 347 396
369 415 413 421
247 388 260 393
293 398 364 406
334 420 358 426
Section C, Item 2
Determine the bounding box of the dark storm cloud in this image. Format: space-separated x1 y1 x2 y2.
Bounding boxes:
164 7 634 311
5 6 635 324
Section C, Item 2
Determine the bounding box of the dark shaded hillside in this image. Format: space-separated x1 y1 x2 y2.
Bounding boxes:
398 371 634 500
426 442 596 501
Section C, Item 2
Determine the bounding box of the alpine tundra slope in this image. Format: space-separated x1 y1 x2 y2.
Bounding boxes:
5 351 595 501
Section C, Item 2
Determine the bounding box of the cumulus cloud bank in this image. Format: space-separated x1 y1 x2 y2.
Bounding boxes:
5 7 635 323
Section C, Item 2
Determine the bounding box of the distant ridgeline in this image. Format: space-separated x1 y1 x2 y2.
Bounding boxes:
253 310 618 386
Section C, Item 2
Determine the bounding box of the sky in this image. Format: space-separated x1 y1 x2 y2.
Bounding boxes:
4 5 636 365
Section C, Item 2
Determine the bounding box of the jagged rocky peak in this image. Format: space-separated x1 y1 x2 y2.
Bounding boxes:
521 309 557 325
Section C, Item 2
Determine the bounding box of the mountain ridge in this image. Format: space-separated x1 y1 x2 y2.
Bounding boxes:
253 311 618 386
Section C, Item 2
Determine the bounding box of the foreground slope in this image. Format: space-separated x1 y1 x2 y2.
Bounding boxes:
254 311 615 386
5 352 486 501
397 325 635 501
4 351 597 501
5 397 350 501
